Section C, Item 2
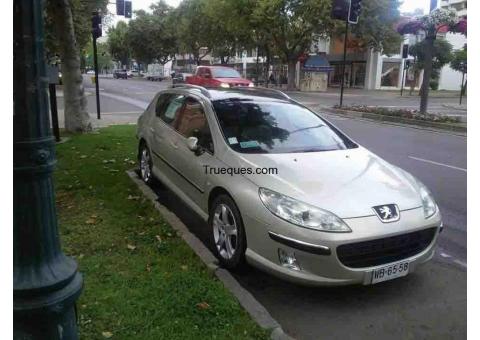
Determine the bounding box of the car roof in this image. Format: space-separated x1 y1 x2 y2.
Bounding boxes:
170 85 293 102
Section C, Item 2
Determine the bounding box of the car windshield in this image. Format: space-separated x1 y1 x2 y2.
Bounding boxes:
212 99 357 154
211 68 241 78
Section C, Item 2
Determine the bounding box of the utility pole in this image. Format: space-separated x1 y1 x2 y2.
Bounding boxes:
459 63 466 105
92 11 102 120
339 19 348 107
14 0 83 339
331 0 363 107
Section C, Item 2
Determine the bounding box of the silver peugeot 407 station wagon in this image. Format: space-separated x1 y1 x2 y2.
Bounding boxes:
136 85 442 286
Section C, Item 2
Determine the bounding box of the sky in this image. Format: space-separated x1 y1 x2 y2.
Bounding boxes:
105 0 432 30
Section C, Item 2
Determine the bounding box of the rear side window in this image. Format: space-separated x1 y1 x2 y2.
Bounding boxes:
174 97 214 153
158 94 185 125
155 94 172 117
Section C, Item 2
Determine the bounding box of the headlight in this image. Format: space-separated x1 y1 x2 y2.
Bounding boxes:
259 188 351 232
219 82 231 88
417 181 437 218
248 83 255 87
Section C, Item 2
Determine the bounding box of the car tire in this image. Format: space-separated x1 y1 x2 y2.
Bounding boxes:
139 142 154 185
209 194 247 270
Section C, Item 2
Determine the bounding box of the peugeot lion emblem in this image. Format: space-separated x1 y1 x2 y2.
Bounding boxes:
372 204 400 223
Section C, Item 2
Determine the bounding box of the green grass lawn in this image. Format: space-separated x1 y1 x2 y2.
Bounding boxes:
54 125 268 340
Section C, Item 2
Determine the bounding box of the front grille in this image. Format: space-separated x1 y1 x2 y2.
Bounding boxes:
337 228 437 268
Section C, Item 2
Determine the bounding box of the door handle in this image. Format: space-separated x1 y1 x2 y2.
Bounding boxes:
169 141 178 149
149 127 154 133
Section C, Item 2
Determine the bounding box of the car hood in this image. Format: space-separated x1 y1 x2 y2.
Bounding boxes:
222 147 423 219
214 77 252 84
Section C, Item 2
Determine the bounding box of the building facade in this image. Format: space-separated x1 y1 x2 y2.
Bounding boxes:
437 0 467 90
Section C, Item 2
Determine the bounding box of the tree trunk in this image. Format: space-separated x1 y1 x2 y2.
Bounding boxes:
52 0 92 132
420 37 435 114
287 59 297 91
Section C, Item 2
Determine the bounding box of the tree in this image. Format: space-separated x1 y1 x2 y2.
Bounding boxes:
250 0 402 90
251 0 334 90
202 0 252 64
397 8 466 113
450 44 467 95
108 21 131 68
348 0 403 55
126 3 178 66
45 0 108 132
174 0 215 65
84 41 113 72
409 38 453 90
126 11 157 65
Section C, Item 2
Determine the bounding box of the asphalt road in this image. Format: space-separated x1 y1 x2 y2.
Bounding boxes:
82 77 466 339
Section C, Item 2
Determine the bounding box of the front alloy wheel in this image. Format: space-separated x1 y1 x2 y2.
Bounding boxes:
139 144 153 184
209 195 246 269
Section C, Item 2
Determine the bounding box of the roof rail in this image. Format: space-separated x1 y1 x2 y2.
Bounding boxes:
238 86 291 100
171 84 211 98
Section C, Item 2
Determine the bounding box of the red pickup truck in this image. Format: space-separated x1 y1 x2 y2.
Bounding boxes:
186 66 253 88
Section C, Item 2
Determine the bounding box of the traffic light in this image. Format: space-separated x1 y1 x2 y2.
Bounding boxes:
116 0 125 15
331 0 349 21
348 0 362 24
125 1 132 18
92 12 102 39
402 44 409 59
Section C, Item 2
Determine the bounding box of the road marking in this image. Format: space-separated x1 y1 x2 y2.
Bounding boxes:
453 259 467 268
408 156 467 172
91 111 142 115
436 248 467 269
99 92 149 109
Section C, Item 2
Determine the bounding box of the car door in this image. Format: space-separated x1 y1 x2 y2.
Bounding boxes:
203 68 214 86
150 93 187 187
169 95 216 206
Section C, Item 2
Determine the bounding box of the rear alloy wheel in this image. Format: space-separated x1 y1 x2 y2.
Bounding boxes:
209 195 247 269
139 144 153 184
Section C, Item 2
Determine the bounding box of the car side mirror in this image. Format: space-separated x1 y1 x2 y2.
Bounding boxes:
187 137 204 155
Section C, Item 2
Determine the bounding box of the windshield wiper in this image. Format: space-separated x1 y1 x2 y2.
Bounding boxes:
290 124 326 134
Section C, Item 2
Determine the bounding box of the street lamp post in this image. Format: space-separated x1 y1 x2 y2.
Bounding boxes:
14 0 83 339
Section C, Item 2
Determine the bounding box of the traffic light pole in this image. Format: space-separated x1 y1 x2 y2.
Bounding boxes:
400 63 406 97
339 18 349 107
459 69 465 105
92 35 101 119
14 0 83 338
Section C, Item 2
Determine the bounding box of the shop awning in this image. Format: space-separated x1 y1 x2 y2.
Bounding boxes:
302 55 333 72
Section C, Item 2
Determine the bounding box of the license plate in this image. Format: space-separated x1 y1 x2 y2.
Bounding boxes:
371 261 409 284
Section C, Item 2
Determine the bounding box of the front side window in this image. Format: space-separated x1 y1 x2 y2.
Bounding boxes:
212 99 357 154
159 95 185 125
174 97 214 153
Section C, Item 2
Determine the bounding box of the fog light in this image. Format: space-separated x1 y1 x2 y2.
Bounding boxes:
278 248 300 271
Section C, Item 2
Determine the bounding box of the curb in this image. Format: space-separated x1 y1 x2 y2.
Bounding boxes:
126 170 293 340
319 107 467 135
442 103 467 112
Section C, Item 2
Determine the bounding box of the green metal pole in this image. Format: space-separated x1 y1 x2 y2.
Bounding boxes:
13 0 83 338
339 18 349 107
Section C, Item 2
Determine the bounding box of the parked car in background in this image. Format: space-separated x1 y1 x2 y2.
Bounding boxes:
86 70 95 75
145 72 164 81
131 70 143 77
113 69 128 79
186 66 253 88
136 85 442 286
172 72 192 85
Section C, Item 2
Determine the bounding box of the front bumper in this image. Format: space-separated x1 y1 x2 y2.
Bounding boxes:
243 207 442 286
